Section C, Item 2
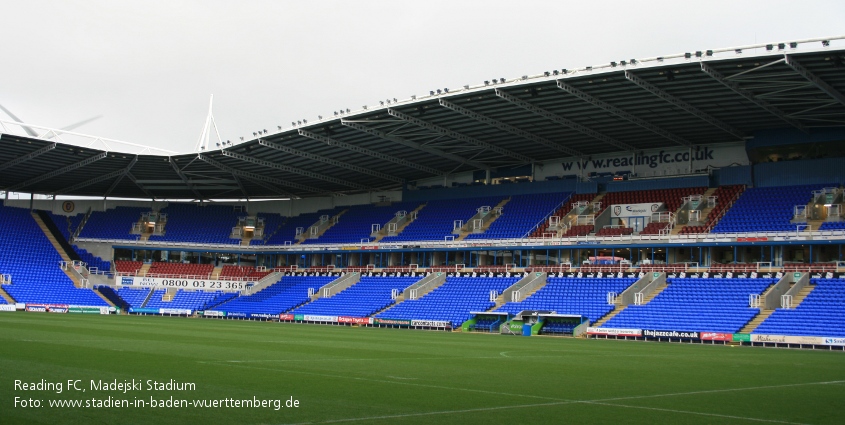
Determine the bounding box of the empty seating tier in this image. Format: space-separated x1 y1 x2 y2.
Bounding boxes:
78 206 148 240
753 278 845 337
465 193 571 240
711 185 827 233
293 276 421 317
215 275 336 315
605 278 775 333
497 277 636 323
381 197 502 243
376 276 518 327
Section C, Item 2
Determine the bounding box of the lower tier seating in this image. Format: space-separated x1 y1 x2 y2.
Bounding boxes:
293 276 421 317
753 278 845 337
376 276 518 328
214 275 336 315
497 277 636 323
604 278 775 333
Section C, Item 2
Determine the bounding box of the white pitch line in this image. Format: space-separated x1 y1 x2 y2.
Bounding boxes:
591 380 845 402
582 401 813 425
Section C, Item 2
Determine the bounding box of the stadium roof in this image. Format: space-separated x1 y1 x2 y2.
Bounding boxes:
2 38 844 200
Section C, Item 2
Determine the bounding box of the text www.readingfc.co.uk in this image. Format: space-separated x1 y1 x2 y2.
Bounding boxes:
13 379 299 411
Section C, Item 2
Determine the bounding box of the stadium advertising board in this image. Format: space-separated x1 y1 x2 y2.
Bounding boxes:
586 327 642 336
25 303 69 313
642 329 700 340
611 203 663 218
338 316 373 325
159 308 192 315
549 143 748 178
411 320 451 328
202 310 227 317
279 314 295 321
751 335 825 344
700 332 733 341
67 306 111 314
302 315 338 322
373 318 411 326
128 307 159 314
119 276 251 292
822 337 845 346
248 313 277 320
732 333 751 342
0 304 16 312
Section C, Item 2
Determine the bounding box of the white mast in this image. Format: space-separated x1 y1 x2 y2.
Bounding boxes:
195 94 223 152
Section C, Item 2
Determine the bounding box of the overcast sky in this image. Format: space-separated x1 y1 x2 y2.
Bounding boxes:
1 0 843 154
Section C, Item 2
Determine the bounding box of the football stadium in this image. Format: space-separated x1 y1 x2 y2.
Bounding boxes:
3 10 845 423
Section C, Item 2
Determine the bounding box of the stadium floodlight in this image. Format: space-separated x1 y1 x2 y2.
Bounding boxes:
292 122 296 126
620 60 627 66
656 57 664 62
778 43 786 50
443 88 448 93
318 115 322 119
735 49 742 54
695 51 702 58
430 90 435 95
706 50 713 56
411 95 416 99
334 111 338 116
303 120 307 124
630 59 637 64
610 61 617 67
436 89 442 94
766 44 774 51
484 80 489 85
684 52 691 59
346 108 350 113
561 68 567 74
789 42 798 49
393 98 397 102
277 126 282 130
380 101 384 106
552 70 558 75
216 142 220 147
463 85 469 89
586 66 592 71
253 132 257 136
500 77 505 82
362 106 367 110
544 71 550 76
822 40 830 47
264 129 268 134
240 137 244 141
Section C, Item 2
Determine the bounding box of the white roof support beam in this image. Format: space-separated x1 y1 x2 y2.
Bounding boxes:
784 54 845 107
699 61 806 131
387 108 534 163
340 119 489 170
297 129 444 176
624 71 746 140
557 81 693 148
438 98 585 158
58 155 139 195
6 152 108 192
258 139 404 184
0 143 57 172
221 149 375 191
197 153 329 195
494 89 636 152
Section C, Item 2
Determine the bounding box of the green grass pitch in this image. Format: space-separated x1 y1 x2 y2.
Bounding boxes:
2 313 844 424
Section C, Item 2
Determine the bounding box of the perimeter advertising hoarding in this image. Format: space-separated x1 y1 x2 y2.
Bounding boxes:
0 305 16 312
642 329 700 340
410 320 451 328
373 318 411 326
700 332 733 341
202 310 227 317
279 314 295 321
822 337 845 346
586 327 643 336
750 335 825 344
338 316 373 325
25 303 69 313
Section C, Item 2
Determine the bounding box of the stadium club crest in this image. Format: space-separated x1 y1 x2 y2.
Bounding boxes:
613 206 621 216
651 204 660 212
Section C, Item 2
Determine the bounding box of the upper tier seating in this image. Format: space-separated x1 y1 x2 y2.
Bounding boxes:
114 261 143 274
148 203 241 244
0 206 108 306
753 278 845 337
146 262 213 278
293 276 420 317
215 275 336 315
598 187 707 216
376 276 518 327
711 185 828 233
465 193 572 240
252 212 286 244
638 221 671 235
530 193 596 237
680 185 745 234
74 246 110 272
605 278 775 333
78 206 148 240
258 207 344 246
302 202 418 245
497 277 636 323
382 197 503 242
218 265 272 281
595 227 633 237
562 225 594 237
819 221 845 231
46 211 84 241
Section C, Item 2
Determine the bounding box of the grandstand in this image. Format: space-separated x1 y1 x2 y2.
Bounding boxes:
0 37 844 349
